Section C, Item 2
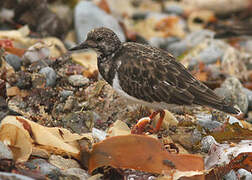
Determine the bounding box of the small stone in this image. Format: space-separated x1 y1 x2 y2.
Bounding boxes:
166 40 188 57
224 170 237 180
228 115 243 127
201 136 217 153
74 1 125 43
164 4 184 15
221 47 248 79
39 67 57 87
63 96 75 111
62 111 95 134
0 141 13 160
5 54 21 71
31 73 46 88
25 159 60 176
62 168 90 180
68 75 89 87
60 90 74 101
16 71 32 89
196 113 222 131
244 40 252 54
190 41 224 67
215 77 248 113
31 147 50 159
92 128 107 141
237 169 252 180
49 155 81 170
185 30 215 47
0 172 34 180
6 86 20 97
132 12 148 20
149 37 180 49
22 42 50 64
242 87 252 111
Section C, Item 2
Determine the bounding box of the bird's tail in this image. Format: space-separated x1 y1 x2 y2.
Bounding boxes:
214 103 240 114
189 85 240 114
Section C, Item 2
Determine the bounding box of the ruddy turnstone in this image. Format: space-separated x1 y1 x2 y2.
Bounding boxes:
69 27 240 133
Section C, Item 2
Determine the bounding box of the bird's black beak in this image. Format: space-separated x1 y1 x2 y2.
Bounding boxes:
68 40 97 51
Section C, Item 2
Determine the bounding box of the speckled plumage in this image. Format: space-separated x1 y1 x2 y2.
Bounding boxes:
69 27 239 114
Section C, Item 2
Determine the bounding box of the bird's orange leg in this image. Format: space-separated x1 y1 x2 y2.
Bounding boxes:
131 109 165 134
153 110 165 132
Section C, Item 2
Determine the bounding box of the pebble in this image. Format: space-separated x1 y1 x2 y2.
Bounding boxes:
224 170 237 180
39 67 57 87
132 12 148 20
63 96 75 111
244 40 252 54
60 90 74 101
215 77 248 113
237 169 252 180
228 115 243 127
68 75 89 87
242 87 252 111
74 1 125 43
189 40 224 67
185 30 215 48
196 113 222 131
164 4 184 15
61 111 96 134
49 155 81 170
62 168 90 179
0 172 34 180
5 54 21 71
0 141 13 160
201 136 217 153
25 159 60 176
92 128 107 141
221 47 248 79
22 43 50 64
166 40 188 57
149 36 180 49
16 71 32 89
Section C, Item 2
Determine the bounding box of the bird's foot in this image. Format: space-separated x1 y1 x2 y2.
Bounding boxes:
131 110 165 134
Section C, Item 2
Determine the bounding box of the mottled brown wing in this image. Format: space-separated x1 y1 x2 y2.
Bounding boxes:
117 42 239 114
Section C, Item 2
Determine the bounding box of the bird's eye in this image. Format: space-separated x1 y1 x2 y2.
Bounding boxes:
97 37 103 41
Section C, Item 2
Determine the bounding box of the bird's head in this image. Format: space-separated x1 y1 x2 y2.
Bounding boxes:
69 27 121 56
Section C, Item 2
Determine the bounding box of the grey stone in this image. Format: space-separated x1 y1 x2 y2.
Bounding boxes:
60 90 74 101
164 4 184 15
224 170 237 180
39 67 57 87
242 87 252 111
215 77 248 113
166 40 188 57
185 30 215 47
74 1 125 43
62 168 90 180
25 159 60 176
22 44 50 64
228 115 243 127
0 172 34 180
5 54 21 71
191 41 224 66
196 113 222 131
237 169 252 180
201 136 217 153
49 155 80 170
62 111 96 134
68 75 89 87
149 37 180 49
244 40 252 54
0 141 13 159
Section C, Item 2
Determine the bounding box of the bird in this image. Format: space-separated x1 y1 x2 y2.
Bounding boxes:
69 27 240 133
